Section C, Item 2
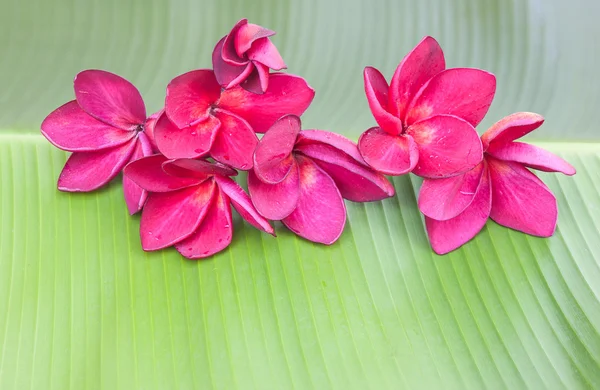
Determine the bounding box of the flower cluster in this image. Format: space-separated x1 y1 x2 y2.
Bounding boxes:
41 21 575 258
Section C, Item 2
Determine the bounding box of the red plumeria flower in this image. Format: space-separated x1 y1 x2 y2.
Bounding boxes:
212 19 286 94
248 115 395 245
154 69 314 170
41 69 159 214
358 36 497 178
419 113 576 254
124 155 274 259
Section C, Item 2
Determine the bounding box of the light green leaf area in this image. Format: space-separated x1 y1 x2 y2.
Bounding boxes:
1 0 599 388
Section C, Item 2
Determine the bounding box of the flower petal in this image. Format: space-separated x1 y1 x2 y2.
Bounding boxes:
488 158 558 237
481 112 544 149
363 67 403 135
175 186 234 259
140 180 216 251
41 100 135 152
154 112 219 159
214 176 275 235
123 154 203 192
247 37 286 70
418 162 484 221
218 73 315 133
58 139 137 192
123 141 148 215
282 156 346 245
406 68 496 127
212 37 254 89
235 22 276 55
222 19 250 65
165 70 221 128
253 114 300 183
358 127 419 175
248 162 300 220
241 62 270 94
296 130 366 164
162 158 237 178
211 110 258 170
406 115 483 178
294 142 395 202
487 142 576 175
425 164 492 255
144 110 163 152
74 70 146 130
389 36 445 119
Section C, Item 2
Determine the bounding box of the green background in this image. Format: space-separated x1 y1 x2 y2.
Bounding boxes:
1 0 599 388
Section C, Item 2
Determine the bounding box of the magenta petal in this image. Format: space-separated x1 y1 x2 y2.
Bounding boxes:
294 142 395 202
363 67 403 135
253 114 300 183
41 100 135 152
425 164 492 255
58 139 137 192
140 181 216 251
418 162 484 221
212 37 253 89
247 38 286 70
406 68 496 127
123 154 203 192
248 162 300 220
487 142 576 175
358 127 419 175
211 110 258 170
488 158 558 237
296 130 366 164
389 36 445 119
74 70 146 131
235 22 276 55
165 70 221 128
163 158 237 178
214 176 275 235
481 112 544 149
407 115 483 178
123 141 148 215
176 187 234 259
219 73 315 133
240 65 266 94
154 112 219 159
282 156 346 245
222 19 250 65
144 110 163 152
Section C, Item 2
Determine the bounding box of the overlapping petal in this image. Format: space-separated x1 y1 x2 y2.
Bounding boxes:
212 37 254 89
58 138 138 192
406 68 496 127
41 101 135 152
363 67 403 135
74 70 146 130
140 181 216 251
282 156 346 245
425 163 492 255
154 112 219 159
123 140 149 215
123 155 203 192
406 115 483 178
389 36 445 119
211 110 258 170
481 112 544 149
219 74 315 133
246 38 286 70
165 70 221 128
253 114 300 183
488 158 558 237
175 186 234 259
358 127 419 175
248 162 300 220
487 142 576 175
235 22 275 55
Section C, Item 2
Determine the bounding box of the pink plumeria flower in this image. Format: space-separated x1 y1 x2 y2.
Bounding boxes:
154 69 314 171
358 36 497 178
419 113 576 255
212 19 286 94
41 69 160 214
248 115 395 245
124 155 274 259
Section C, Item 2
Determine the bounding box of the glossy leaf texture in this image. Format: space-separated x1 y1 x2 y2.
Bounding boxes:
1 0 599 388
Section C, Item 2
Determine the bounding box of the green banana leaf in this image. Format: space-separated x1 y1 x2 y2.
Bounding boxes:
1 0 599 388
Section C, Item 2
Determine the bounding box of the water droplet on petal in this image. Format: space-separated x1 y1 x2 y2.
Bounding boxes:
195 148 204 154
190 131 197 136
223 155 230 160
224 224 230 228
